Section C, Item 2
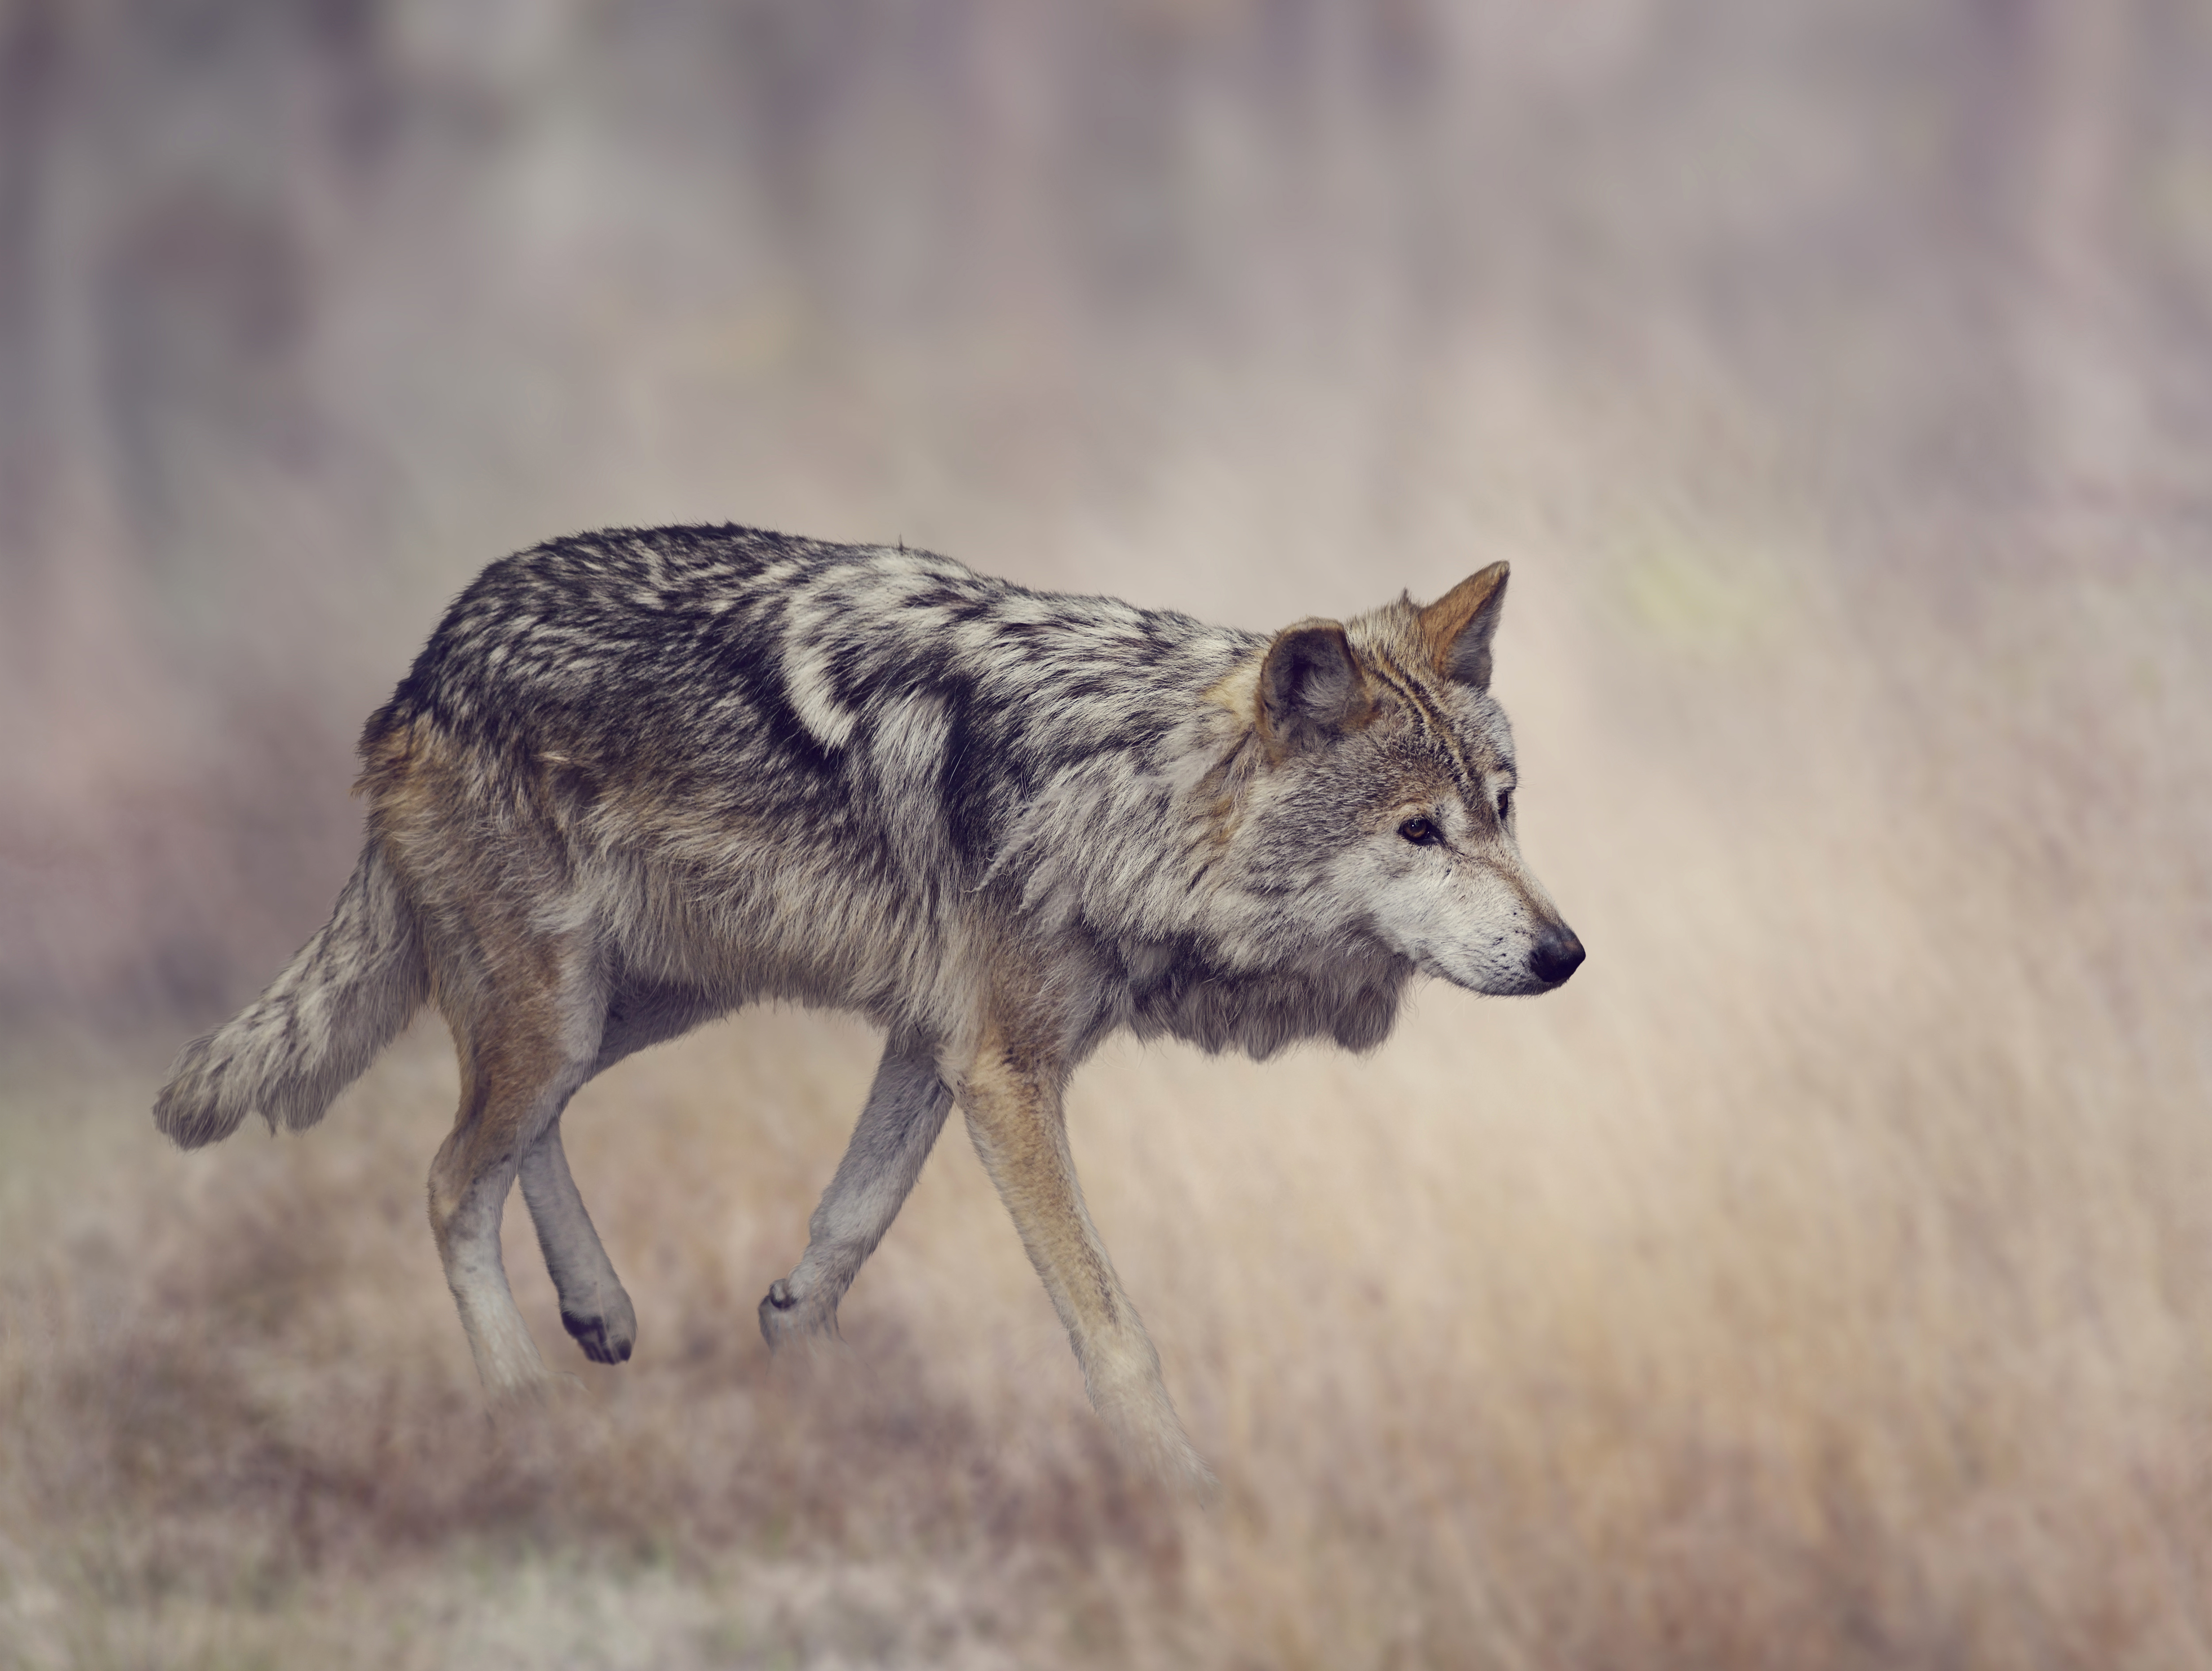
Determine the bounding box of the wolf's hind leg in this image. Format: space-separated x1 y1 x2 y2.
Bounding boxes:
429 940 606 1402
519 1118 637 1364
958 1027 1213 1493
759 1031 952 1349
507 977 717 1365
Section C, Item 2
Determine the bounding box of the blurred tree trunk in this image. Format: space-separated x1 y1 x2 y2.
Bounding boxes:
0 0 59 576
1977 0 2146 551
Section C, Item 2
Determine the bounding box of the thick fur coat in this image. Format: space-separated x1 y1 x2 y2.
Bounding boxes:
155 524 1582 1487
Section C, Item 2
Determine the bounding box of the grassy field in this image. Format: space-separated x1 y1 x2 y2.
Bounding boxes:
5 548 2208 1670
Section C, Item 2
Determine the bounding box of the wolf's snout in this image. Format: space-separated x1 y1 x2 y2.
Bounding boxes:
1530 923 1585 987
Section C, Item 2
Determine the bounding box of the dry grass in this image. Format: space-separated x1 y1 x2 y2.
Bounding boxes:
5 547 2210 1670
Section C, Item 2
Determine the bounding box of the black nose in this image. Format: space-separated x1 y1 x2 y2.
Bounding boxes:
1530 923 1585 987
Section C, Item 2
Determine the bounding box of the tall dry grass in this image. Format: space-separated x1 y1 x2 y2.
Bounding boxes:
5 523 2209 1670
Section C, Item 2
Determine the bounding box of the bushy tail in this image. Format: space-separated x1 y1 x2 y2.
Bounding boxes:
154 843 428 1148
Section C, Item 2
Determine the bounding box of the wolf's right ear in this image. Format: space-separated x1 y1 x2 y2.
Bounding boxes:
1259 620 1371 753
1419 561 1509 689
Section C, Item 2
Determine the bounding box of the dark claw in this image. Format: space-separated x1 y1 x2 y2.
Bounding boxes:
561 1310 634 1364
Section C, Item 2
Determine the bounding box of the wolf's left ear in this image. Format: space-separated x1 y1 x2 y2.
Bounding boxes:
1259 620 1372 752
1418 561 1510 689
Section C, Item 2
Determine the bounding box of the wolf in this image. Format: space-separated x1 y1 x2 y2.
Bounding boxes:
153 524 1582 1487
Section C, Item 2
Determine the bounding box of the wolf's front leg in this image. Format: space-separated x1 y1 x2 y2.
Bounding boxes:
958 1027 1214 1494
759 1031 953 1348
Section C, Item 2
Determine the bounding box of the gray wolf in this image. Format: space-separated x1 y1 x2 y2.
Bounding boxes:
153 524 1583 1488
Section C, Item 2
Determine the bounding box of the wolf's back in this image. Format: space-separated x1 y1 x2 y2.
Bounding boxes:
154 843 428 1148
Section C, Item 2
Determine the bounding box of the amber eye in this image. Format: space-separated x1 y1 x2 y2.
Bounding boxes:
1398 816 1442 847
1496 788 1514 823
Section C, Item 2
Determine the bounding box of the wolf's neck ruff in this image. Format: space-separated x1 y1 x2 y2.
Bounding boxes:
155 524 1582 1492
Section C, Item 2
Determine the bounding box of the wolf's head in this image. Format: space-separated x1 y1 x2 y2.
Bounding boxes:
1233 563 1583 997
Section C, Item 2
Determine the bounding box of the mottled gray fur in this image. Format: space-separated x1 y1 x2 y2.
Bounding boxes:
153 524 1582 1488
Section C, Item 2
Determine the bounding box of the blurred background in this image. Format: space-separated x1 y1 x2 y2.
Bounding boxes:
3 2 2211 1667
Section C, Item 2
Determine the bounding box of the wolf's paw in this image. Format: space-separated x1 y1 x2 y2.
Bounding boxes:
1090 1362 1218 1501
1113 1411 1218 1501
757 1278 840 1353
560 1287 638 1365
484 1367 585 1422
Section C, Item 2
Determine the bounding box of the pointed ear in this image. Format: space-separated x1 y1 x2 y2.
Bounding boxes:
1258 619 1371 752
1418 561 1509 689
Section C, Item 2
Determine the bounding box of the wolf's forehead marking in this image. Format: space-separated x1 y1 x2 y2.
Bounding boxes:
1365 648 1484 796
